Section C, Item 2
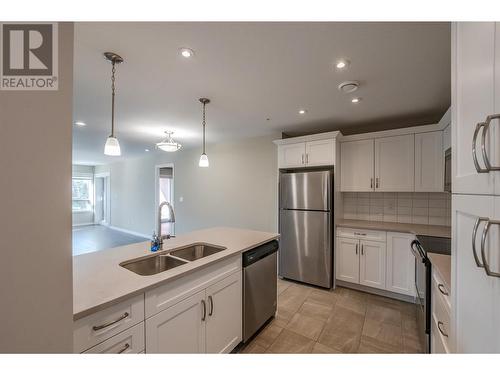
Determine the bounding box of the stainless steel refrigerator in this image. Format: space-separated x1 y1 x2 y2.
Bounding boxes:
279 170 333 288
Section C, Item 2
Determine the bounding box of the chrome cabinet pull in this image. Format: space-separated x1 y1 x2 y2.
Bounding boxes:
437 284 449 296
208 296 214 316
472 122 489 173
355 243 358 255
480 219 500 278
305 153 309 164
375 177 379 189
370 178 374 189
201 300 206 321
437 321 448 337
481 114 500 171
301 154 304 164
472 217 488 268
117 343 130 354
361 244 364 255
92 312 129 331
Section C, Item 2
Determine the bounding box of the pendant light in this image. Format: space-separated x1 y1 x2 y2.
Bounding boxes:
198 98 210 167
103 52 124 156
156 131 182 152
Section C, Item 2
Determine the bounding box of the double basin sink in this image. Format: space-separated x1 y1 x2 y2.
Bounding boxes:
120 243 226 276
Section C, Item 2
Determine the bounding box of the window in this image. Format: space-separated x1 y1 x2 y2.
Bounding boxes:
72 178 93 212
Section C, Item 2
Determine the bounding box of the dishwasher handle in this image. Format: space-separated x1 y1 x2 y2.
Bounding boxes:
242 240 279 267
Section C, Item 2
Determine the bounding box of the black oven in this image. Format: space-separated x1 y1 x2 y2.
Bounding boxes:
411 235 451 353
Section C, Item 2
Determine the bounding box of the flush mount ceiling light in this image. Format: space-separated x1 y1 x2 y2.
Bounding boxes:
335 59 350 70
156 131 182 152
74 121 86 127
338 81 359 93
198 98 210 168
103 52 124 156
179 47 194 58
145 149 150 152
299 109 307 115
351 97 361 103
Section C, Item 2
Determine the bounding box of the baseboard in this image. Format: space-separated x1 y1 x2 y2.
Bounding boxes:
72 223 95 227
336 280 416 304
108 226 149 239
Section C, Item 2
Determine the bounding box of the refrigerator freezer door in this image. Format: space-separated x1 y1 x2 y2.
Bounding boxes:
279 209 332 288
280 170 331 211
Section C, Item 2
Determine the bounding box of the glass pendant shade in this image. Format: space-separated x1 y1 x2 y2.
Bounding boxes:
104 136 121 156
156 131 182 152
199 153 209 167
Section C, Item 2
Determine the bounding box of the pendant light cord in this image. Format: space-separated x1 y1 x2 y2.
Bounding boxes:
202 101 206 154
111 60 116 137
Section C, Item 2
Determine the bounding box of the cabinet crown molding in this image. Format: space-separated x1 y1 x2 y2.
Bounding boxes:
273 130 342 145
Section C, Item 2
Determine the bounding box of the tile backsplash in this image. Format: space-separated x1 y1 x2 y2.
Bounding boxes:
342 192 451 226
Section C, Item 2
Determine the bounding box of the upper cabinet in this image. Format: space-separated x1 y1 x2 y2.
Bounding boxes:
375 135 414 192
415 131 444 192
275 132 340 169
341 139 374 191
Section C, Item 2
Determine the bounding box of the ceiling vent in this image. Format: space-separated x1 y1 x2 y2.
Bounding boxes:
338 81 359 93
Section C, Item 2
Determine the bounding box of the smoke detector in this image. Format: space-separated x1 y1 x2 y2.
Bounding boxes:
338 81 359 93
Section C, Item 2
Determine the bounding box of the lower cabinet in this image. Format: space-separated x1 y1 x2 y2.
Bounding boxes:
336 237 360 283
386 232 416 296
145 271 242 354
359 240 386 289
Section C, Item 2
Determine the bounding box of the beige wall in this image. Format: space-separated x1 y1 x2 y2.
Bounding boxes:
96 134 279 237
0 23 74 352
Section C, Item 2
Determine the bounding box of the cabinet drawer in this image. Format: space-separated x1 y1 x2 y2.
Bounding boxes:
337 227 386 242
74 294 145 353
432 270 451 312
145 254 241 318
431 316 449 353
83 322 145 354
431 276 451 351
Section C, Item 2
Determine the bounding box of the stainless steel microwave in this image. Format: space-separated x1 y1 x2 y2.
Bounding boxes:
444 147 451 193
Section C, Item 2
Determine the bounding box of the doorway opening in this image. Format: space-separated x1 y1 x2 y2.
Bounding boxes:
155 164 175 237
94 172 110 226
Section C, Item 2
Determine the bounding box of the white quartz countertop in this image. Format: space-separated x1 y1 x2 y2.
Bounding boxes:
73 227 279 320
337 219 451 238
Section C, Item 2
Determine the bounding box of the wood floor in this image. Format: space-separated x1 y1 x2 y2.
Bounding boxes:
241 278 423 354
73 225 147 256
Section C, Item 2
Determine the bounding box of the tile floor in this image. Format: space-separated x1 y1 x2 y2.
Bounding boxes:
241 278 423 354
73 225 148 255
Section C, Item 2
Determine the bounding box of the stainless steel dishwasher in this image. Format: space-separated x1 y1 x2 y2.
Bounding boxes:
242 240 279 343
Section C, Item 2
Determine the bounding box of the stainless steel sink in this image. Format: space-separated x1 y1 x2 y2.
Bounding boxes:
120 254 187 276
169 243 227 261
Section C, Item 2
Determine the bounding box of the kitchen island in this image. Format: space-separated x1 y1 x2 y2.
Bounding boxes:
73 227 279 353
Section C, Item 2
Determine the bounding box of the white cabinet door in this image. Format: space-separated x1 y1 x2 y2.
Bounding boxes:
305 139 335 166
336 237 360 283
205 272 242 353
453 194 499 353
374 135 414 192
386 232 415 296
278 143 306 168
452 22 495 195
145 290 206 353
359 240 386 290
340 139 375 192
415 132 444 192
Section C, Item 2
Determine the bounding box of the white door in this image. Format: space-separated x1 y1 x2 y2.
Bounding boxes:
340 139 374 192
452 194 499 352
278 143 306 168
305 139 335 166
415 132 444 192
336 237 360 283
145 290 206 353
374 134 414 192
359 240 386 290
205 272 242 353
452 22 496 195
386 232 416 296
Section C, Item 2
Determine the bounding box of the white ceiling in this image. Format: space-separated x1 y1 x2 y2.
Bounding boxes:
73 22 450 165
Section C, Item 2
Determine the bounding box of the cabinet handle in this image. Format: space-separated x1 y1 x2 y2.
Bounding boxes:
472 217 487 268
472 122 489 173
306 153 309 164
481 114 500 171
437 321 448 338
361 244 364 255
370 178 373 189
375 177 379 189
201 300 206 321
301 154 304 164
480 219 500 278
117 343 130 354
437 284 449 296
208 295 214 316
355 243 358 255
92 312 129 331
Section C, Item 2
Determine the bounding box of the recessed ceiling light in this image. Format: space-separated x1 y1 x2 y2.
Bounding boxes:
338 81 359 93
351 97 361 103
74 121 86 127
335 59 350 70
299 109 307 115
145 149 150 152
179 48 194 58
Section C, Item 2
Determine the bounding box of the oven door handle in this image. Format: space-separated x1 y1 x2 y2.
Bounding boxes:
411 240 425 259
